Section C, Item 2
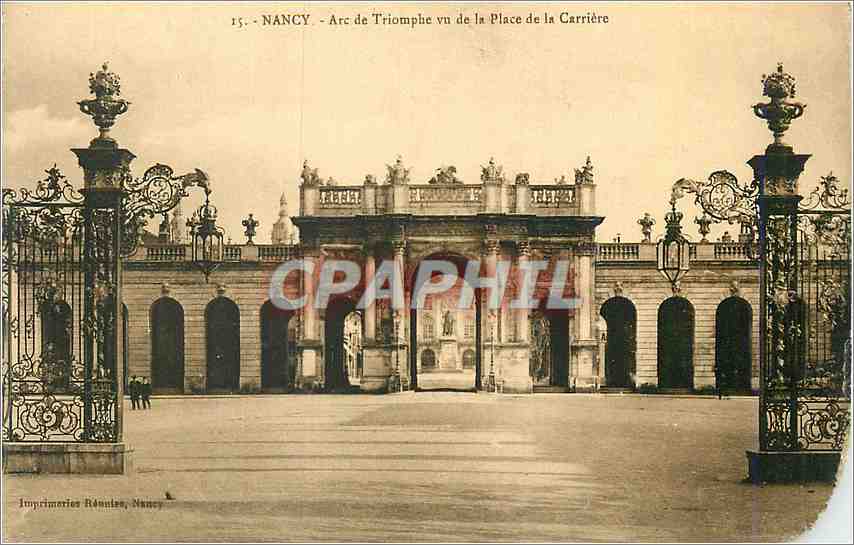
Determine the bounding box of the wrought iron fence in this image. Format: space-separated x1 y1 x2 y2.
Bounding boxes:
760 174 851 451
2 167 119 442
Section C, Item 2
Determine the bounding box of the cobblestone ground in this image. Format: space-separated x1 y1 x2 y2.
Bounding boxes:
3 393 843 542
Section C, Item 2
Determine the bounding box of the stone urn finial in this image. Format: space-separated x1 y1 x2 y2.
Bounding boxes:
695 212 712 242
753 63 806 150
480 157 504 183
77 62 130 147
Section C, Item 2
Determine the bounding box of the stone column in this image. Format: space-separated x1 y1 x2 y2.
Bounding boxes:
360 247 394 393
363 251 376 341
298 246 322 386
515 240 531 344
572 242 598 391
392 240 408 388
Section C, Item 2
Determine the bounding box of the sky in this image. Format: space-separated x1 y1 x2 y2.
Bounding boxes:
2 2 851 243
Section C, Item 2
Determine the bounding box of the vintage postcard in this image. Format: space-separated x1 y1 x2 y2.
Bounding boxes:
1 2 852 542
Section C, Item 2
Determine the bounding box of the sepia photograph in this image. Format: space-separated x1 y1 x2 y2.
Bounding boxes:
1 2 852 542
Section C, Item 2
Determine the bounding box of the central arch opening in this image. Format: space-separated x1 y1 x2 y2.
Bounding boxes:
410 252 481 392
324 298 362 392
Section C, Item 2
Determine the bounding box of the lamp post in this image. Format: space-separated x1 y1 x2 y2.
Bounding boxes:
596 316 607 389
389 311 402 393
656 200 691 293
186 186 224 282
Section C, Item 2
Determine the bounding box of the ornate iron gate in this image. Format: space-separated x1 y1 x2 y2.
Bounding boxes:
2 166 121 442
760 174 851 451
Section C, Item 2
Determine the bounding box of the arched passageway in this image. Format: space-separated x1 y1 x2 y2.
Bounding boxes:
657 296 694 390
409 253 480 391
324 298 361 392
529 310 570 388
715 296 752 392
260 301 295 391
151 297 185 393
600 297 637 388
206 297 240 392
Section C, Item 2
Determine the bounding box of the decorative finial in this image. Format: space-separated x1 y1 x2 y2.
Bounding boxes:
480 157 504 183
695 212 712 242
637 212 656 243
77 62 130 147
574 156 594 184
664 202 684 240
753 63 806 150
242 213 259 245
386 155 410 185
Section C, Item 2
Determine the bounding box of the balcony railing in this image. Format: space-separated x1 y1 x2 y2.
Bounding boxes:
259 245 298 261
410 185 482 203
597 242 758 263
303 179 588 217
318 187 362 208
529 185 576 208
145 245 186 261
599 243 639 260
714 242 752 260
224 246 242 261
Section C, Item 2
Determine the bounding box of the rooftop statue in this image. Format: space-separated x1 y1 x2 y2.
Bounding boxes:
429 165 462 185
480 157 504 183
300 160 322 186
386 155 410 185
574 156 594 184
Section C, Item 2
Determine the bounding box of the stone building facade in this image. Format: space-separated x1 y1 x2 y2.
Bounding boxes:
119 157 761 395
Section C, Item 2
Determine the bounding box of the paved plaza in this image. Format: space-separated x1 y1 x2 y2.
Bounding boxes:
3 394 841 542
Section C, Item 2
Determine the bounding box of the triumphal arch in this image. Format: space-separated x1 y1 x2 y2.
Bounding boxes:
291 156 603 394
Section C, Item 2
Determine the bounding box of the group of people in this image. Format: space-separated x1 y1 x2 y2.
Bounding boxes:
129 376 152 410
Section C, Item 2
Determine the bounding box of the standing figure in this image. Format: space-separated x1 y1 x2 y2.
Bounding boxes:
129 376 140 410
141 377 152 409
442 310 455 337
